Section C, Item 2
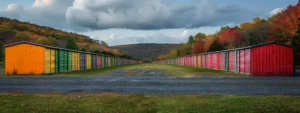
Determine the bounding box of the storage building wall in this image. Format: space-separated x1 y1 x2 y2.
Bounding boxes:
5 44 45 75
97 55 102 68
201 54 206 68
197 55 201 67
251 43 294 76
92 55 97 69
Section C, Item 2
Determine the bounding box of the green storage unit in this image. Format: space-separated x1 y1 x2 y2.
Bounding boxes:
102 56 105 68
55 49 59 72
59 50 68 72
68 51 72 71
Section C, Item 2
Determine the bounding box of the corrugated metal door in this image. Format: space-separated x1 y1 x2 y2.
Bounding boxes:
220 52 225 70
45 49 51 74
80 53 86 70
59 50 68 72
212 53 216 69
251 44 294 76
245 49 251 74
197 55 201 67
68 51 72 71
239 49 251 74
229 51 236 72
86 54 91 69
50 49 56 73
209 54 213 69
201 55 205 68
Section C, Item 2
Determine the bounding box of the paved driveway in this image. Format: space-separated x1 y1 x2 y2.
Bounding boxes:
0 70 300 95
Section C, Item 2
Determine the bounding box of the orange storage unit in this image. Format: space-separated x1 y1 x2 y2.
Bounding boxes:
5 42 45 75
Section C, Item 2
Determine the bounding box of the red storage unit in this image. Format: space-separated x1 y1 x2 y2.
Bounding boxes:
239 49 251 74
219 52 225 70
228 50 236 72
251 42 294 76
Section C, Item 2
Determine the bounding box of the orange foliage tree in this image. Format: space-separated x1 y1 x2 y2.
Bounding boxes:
192 40 205 54
217 28 242 49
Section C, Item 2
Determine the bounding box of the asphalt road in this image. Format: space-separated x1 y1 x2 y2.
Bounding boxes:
0 70 300 95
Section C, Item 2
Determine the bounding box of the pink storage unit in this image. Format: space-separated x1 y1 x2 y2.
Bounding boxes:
219 52 225 70
239 49 251 74
228 50 236 72
201 54 206 68
205 54 209 68
214 52 220 70
209 53 213 69
97 55 102 68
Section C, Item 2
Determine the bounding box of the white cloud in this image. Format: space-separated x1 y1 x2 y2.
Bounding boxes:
1 4 24 19
270 8 283 15
181 30 189 37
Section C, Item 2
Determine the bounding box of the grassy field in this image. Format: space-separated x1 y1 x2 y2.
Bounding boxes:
55 63 246 77
0 94 299 113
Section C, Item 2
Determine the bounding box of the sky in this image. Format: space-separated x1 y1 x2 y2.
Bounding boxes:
0 0 298 46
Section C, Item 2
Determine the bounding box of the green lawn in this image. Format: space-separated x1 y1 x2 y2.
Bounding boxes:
57 63 246 77
0 94 299 113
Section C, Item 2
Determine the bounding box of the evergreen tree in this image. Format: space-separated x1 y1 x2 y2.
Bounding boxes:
65 37 79 50
291 20 300 65
209 40 224 52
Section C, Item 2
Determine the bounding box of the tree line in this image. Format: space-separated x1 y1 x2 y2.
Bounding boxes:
158 1 300 65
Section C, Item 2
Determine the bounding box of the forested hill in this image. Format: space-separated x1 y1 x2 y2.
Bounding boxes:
111 43 182 60
0 17 130 62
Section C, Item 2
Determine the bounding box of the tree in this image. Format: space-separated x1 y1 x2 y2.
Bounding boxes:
14 31 31 42
36 37 49 45
187 35 195 44
272 1 300 43
192 40 205 54
100 40 109 47
209 40 224 52
0 25 16 42
194 33 206 41
217 28 242 49
0 42 3 62
65 37 79 50
292 20 300 65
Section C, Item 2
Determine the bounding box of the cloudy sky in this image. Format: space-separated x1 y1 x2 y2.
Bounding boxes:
0 0 298 46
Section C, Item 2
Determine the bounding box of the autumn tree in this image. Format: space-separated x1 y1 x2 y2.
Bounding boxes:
14 31 31 42
272 1 300 43
65 37 79 50
217 28 242 49
192 40 205 54
194 33 206 41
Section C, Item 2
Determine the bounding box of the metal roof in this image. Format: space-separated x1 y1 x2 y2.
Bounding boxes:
4 41 125 58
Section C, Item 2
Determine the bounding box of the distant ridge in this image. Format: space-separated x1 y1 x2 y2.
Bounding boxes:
111 43 181 60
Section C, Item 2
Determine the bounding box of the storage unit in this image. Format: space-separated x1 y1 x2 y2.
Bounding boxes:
197 55 201 67
45 48 56 74
86 54 92 70
97 55 102 68
201 54 206 68
219 52 225 70
68 51 72 71
80 53 86 70
251 42 294 76
59 50 68 72
72 52 80 71
228 50 236 72
239 49 251 74
92 55 97 69
213 52 220 70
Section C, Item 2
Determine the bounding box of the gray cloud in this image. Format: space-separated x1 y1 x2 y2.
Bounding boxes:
66 0 261 30
1 4 24 19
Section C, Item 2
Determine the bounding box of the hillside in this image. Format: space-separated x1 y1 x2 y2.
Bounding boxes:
111 43 182 60
0 17 130 62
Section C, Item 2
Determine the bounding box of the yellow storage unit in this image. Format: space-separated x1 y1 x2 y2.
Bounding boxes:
45 48 56 74
86 54 92 69
5 43 45 75
197 55 201 67
72 52 80 71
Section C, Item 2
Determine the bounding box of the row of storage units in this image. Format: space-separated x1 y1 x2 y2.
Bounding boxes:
5 41 138 75
154 42 295 76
